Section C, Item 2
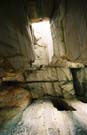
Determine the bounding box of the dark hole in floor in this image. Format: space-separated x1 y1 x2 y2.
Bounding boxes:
39 95 76 111
51 98 76 111
77 97 87 103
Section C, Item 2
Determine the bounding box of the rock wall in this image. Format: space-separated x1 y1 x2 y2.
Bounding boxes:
51 0 66 59
26 67 75 99
0 0 35 77
51 0 87 65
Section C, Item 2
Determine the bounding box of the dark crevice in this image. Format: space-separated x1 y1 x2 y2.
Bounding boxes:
70 68 87 103
70 68 83 96
33 95 76 111
50 98 76 111
50 0 60 20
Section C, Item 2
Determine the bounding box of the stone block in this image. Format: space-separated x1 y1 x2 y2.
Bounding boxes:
0 87 32 128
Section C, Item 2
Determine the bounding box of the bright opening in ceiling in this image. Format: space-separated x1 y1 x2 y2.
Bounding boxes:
32 20 53 66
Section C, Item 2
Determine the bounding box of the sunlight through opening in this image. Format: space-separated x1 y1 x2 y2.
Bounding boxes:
32 20 53 65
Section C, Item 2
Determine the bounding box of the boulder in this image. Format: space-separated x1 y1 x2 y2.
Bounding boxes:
0 87 32 129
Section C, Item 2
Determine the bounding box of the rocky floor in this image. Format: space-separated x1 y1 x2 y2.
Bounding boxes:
1 98 87 135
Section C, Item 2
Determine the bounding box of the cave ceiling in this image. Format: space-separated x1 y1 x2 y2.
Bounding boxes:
24 0 60 22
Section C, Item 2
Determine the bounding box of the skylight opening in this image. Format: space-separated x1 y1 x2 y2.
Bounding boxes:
32 20 53 65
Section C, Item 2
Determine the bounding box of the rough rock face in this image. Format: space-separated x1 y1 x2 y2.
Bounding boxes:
26 67 75 99
51 0 66 59
51 0 87 65
0 0 33 132
64 0 87 64
0 87 32 129
0 0 35 77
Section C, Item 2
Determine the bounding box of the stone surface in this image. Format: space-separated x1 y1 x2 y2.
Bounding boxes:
64 0 87 64
51 0 87 65
51 1 66 59
71 67 87 101
27 67 75 99
0 87 32 129
50 57 84 68
1 98 87 135
0 0 35 77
